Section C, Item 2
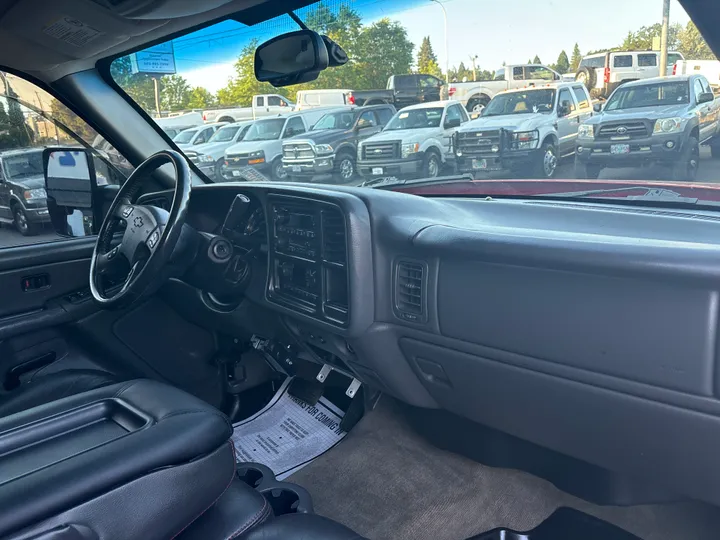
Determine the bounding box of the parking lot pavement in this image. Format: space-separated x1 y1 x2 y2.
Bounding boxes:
0 224 61 248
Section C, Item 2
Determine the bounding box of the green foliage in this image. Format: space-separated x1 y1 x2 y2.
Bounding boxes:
677 21 717 60
417 36 442 78
161 75 192 111
554 50 570 74
532 55 541 64
110 56 159 113
448 62 492 82
187 87 216 109
570 43 582 72
621 23 682 51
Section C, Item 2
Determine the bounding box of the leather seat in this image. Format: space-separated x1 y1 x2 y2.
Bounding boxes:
242 514 366 539
0 369 116 418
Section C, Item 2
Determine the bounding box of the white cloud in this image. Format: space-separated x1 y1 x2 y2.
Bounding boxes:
181 62 235 93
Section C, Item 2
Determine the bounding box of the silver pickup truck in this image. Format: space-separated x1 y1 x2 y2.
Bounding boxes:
203 94 294 123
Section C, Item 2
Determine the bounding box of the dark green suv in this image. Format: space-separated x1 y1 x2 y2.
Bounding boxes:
0 148 50 236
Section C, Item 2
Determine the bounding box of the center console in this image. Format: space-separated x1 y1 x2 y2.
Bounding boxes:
267 195 349 327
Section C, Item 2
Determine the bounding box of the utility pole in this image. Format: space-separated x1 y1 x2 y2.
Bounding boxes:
152 77 161 117
469 55 478 81
430 0 449 84
659 0 670 76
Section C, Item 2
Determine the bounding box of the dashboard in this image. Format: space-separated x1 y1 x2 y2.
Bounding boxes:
141 181 720 509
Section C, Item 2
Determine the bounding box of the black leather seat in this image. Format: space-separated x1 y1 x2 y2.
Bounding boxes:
0 368 116 418
1 379 235 540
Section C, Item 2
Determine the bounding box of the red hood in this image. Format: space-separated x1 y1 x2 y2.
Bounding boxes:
395 178 720 201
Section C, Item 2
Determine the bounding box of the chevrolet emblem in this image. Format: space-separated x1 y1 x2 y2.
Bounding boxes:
373 148 383 154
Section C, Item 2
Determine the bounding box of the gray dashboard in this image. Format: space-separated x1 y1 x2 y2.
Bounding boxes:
147 181 720 508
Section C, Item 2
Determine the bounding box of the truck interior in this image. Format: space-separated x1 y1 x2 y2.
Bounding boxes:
4 0 720 539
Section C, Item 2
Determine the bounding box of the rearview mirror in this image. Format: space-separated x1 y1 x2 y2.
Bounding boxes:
43 148 97 237
698 92 715 104
593 103 603 113
255 30 329 87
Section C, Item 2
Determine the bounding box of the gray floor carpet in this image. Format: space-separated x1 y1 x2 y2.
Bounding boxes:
288 398 720 540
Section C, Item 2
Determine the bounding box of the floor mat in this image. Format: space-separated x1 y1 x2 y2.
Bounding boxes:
232 378 347 480
287 398 720 540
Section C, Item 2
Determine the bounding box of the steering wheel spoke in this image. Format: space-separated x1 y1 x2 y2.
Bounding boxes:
114 201 136 221
96 244 125 274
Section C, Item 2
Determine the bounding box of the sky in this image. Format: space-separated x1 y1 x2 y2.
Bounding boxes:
166 0 694 93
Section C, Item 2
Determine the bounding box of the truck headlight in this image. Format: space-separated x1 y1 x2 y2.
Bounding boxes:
248 150 265 164
402 142 420 158
315 144 333 155
23 188 46 200
198 154 215 163
577 124 595 139
653 117 684 135
510 130 539 150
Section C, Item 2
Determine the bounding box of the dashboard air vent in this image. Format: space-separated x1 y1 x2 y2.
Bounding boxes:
395 261 426 322
322 209 347 265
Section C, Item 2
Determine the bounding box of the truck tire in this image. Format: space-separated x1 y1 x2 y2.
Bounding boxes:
575 67 596 91
421 150 441 179
574 159 602 179
218 116 235 123
466 96 489 114
672 136 699 181
334 153 356 183
531 141 558 179
214 159 226 180
271 157 288 181
12 204 39 236
710 140 720 159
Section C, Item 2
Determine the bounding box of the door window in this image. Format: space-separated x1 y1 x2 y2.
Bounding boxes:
357 111 377 128
638 54 658 67
256 96 265 107
376 108 394 125
694 79 705 102
419 76 441 88
512 67 523 79
195 127 213 144
700 77 713 96
268 96 282 106
572 86 590 109
283 116 306 137
444 104 463 125
558 88 576 115
525 66 556 80
668 53 684 67
0 70 132 249
613 55 633 68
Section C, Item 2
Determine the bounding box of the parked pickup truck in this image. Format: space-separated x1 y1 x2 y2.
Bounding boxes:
448 64 563 114
282 104 396 182
202 94 294 123
575 74 720 181
673 59 720 90
349 74 444 109
455 82 593 179
357 100 469 180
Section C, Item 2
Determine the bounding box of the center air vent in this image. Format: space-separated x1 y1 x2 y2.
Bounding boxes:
321 209 347 265
395 260 427 323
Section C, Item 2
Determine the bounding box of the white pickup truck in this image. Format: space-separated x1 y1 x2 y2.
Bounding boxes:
202 94 295 123
448 64 563 114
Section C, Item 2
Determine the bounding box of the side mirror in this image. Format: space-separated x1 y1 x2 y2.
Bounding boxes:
255 30 329 87
698 92 715 104
445 118 462 129
558 101 571 116
593 103 603 113
43 148 97 238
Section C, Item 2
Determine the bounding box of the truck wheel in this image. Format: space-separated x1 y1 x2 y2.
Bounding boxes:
575 67 596 91
672 136 699 181
218 116 235 123
13 204 39 236
214 159 226 180
335 154 356 183
710 142 720 159
531 141 558 179
271 157 288 181
574 159 602 179
422 151 441 179
466 96 489 114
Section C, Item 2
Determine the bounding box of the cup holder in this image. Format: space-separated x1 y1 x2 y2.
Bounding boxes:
236 466 264 489
261 487 301 515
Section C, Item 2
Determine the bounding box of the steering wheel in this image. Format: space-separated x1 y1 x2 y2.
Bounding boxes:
90 150 192 308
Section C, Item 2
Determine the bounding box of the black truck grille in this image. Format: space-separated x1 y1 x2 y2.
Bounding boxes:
456 129 503 155
596 121 649 140
362 141 399 160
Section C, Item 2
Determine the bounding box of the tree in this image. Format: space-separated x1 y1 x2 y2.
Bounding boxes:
621 23 681 50
533 55 541 64
554 50 570 74
677 21 716 60
570 43 582 72
161 74 192 111
417 36 442 78
187 87 216 109
109 55 160 113
347 18 414 89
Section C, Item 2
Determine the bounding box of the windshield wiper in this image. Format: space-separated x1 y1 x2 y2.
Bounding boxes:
549 186 720 206
361 174 475 190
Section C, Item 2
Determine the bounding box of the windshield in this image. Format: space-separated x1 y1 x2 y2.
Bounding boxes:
3 152 44 179
109 0 720 202
385 108 443 130
210 125 241 142
244 119 286 141
605 81 690 110
484 90 556 116
313 111 356 130
174 129 198 143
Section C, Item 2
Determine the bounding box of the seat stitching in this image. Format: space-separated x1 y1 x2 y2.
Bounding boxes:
113 380 137 398
226 497 271 539
170 441 237 539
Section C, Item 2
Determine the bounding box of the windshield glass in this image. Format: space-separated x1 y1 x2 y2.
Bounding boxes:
210 125 241 142
313 111 356 130
385 108 443 130
3 152 43 179
174 129 198 143
244 119 286 141
109 0 720 201
484 90 556 116
605 81 690 110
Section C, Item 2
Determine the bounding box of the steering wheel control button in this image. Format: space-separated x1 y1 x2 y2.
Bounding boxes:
209 237 233 262
121 206 133 218
147 230 160 249
107 246 119 260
